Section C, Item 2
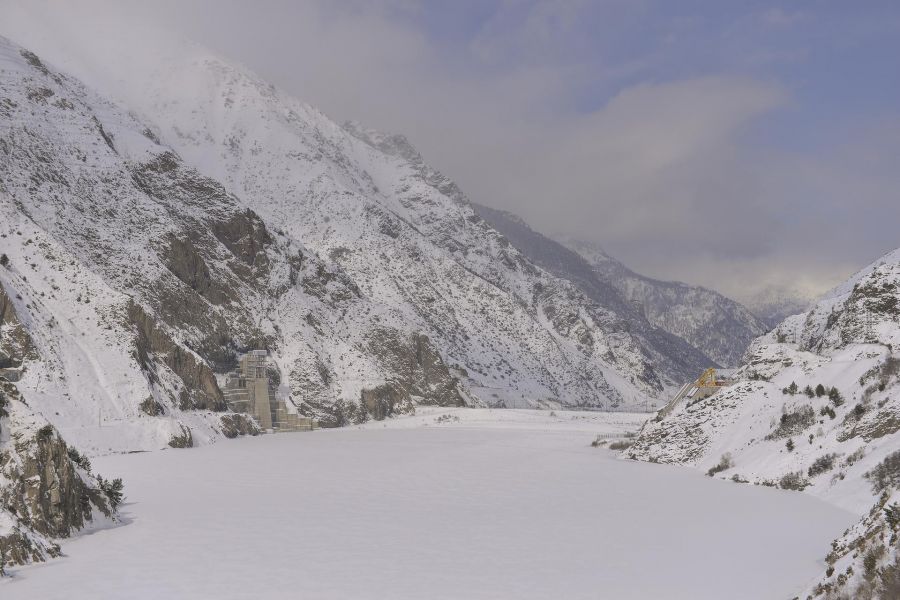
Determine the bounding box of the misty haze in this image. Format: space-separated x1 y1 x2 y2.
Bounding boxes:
0 2 898 599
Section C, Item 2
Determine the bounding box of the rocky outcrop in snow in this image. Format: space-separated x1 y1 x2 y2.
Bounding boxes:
0 286 116 570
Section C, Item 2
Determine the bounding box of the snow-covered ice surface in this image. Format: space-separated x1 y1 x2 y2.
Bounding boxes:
353 406 650 433
2 411 853 600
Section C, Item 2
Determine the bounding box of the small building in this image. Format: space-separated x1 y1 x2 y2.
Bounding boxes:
223 350 316 432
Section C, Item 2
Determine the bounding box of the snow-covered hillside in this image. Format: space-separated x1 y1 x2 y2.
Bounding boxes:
109 48 688 409
627 247 900 598
472 203 727 378
557 237 768 367
7 30 714 408
0 280 119 569
0 31 682 424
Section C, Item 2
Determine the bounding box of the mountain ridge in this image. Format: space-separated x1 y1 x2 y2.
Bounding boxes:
472 203 768 368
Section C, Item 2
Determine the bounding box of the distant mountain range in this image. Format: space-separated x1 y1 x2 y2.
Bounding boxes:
472 205 768 367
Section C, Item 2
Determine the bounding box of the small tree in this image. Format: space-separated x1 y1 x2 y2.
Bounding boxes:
0 253 8 267
783 381 799 395
66 447 92 473
884 503 900 530
97 476 125 509
820 405 836 419
706 453 734 477
786 438 795 452
828 387 844 406
815 383 826 397
803 385 815 398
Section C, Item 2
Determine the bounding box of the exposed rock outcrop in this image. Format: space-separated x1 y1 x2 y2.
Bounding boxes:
219 413 260 439
366 328 467 410
0 382 115 571
128 302 226 411
0 283 36 371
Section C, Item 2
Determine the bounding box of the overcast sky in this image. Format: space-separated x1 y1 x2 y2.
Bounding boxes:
2 0 899 304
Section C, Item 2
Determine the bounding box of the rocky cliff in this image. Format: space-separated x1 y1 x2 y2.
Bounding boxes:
0 285 117 570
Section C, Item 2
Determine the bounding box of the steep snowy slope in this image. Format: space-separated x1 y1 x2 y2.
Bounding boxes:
626 247 900 599
471 203 719 376
0 35 482 566
0 36 479 443
1 272 119 568
40 43 688 409
553 235 767 367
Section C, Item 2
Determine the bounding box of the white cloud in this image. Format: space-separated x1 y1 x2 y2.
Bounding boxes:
0 0 896 307
761 8 805 28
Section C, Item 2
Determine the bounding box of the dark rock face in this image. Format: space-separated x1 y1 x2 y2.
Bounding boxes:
0 285 36 370
212 209 273 273
366 328 467 410
360 382 409 421
0 527 59 569
128 302 226 411
163 234 232 306
219 414 261 439
0 384 113 570
300 264 361 306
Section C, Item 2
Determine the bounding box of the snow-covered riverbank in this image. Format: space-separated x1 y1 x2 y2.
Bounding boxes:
2 411 854 599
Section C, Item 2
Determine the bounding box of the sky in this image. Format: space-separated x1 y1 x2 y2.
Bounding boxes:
1 0 899 306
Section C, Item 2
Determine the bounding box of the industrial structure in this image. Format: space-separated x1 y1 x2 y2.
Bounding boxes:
657 368 737 419
223 350 316 432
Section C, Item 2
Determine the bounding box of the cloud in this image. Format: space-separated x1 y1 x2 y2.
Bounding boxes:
761 8 805 28
0 0 897 307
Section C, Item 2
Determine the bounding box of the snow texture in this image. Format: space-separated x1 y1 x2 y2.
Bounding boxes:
1 411 853 600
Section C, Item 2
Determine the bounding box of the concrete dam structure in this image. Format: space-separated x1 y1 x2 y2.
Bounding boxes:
223 350 316 432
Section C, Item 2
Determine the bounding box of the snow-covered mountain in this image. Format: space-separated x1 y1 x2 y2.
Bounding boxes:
743 284 815 329
0 42 682 422
559 238 769 367
101 48 690 410
0 35 710 566
626 247 900 598
470 208 765 368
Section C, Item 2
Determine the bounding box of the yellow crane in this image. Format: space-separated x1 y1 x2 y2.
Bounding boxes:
696 368 719 387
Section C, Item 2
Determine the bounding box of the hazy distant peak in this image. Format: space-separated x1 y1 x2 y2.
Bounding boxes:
342 120 422 163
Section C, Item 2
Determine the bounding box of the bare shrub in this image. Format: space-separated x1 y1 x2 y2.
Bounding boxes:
808 453 839 477
866 450 900 493
767 405 816 439
779 471 809 491
706 453 733 477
